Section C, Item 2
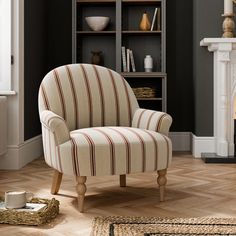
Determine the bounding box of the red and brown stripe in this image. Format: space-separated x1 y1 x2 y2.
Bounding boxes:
108 70 120 125
53 70 66 121
108 127 131 174
40 85 50 110
137 109 147 128
161 135 170 168
156 113 168 132
80 65 93 127
142 130 158 170
54 133 63 172
93 65 105 126
56 146 63 173
124 128 146 172
94 128 116 175
71 138 80 176
146 111 156 130
121 77 132 126
42 128 48 163
47 129 53 167
78 132 96 176
66 65 79 129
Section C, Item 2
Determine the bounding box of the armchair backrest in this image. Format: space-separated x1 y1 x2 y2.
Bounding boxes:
38 64 139 131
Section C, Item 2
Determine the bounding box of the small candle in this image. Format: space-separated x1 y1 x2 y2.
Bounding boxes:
224 0 233 14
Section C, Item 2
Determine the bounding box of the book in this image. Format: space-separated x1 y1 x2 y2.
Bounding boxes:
129 50 136 72
157 8 161 31
151 8 158 31
126 48 130 72
0 202 47 212
121 46 127 72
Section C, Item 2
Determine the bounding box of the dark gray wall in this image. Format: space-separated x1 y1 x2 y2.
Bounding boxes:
193 0 223 136
166 0 194 132
46 0 72 71
24 0 72 140
24 0 47 140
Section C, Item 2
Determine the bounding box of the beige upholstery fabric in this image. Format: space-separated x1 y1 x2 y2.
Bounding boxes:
49 127 172 176
132 108 173 136
39 64 139 130
38 64 172 177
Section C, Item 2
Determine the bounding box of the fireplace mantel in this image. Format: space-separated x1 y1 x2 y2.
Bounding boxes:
200 38 236 158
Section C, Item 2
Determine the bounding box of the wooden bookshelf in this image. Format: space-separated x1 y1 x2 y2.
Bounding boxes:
72 0 166 111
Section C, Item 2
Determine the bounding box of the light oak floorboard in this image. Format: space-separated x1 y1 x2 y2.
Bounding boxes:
1 152 236 235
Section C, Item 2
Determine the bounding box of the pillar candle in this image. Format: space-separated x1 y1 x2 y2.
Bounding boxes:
224 0 233 14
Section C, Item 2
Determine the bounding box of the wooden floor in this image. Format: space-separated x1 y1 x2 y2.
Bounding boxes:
1 152 236 235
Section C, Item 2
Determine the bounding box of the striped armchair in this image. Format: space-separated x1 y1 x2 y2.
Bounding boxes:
38 64 172 212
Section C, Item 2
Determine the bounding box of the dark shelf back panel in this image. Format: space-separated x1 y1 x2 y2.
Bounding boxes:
122 4 161 30
77 4 116 31
77 35 116 70
126 77 162 97
122 35 161 72
138 99 162 111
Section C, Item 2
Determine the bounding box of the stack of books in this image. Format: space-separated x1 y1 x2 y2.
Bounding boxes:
121 46 136 72
151 7 161 31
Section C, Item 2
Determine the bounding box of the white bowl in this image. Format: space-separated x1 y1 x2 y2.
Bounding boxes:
85 16 110 31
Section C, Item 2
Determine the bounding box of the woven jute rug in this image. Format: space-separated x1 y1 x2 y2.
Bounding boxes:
91 216 236 236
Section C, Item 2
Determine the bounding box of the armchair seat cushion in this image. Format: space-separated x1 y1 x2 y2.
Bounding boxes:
56 127 171 177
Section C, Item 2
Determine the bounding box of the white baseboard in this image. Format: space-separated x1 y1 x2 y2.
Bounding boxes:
192 134 216 158
169 132 191 151
0 135 43 169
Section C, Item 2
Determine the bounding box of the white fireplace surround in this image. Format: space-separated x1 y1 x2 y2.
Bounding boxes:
198 38 236 157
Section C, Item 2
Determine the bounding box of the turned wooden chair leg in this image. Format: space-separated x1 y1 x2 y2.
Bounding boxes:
76 176 87 213
51 170 63 194
157 169 167 202
120 174 126 187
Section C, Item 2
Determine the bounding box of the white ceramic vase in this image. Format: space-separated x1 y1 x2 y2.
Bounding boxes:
144 55 153 72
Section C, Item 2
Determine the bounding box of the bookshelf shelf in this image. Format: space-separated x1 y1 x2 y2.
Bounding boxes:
77 0 116 4
121 72 166 78
77 31 116 35
122 30 161 34
72 0 166 111
137 97 162 101
122 0 161 5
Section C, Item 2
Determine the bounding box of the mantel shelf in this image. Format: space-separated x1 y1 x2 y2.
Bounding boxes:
121 72 167 78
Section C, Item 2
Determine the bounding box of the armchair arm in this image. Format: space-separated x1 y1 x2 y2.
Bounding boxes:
40 110 70 145
132 108 172 136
